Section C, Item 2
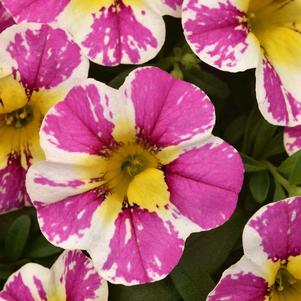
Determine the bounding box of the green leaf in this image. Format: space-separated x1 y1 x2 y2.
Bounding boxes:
177 210 247 278
249 171 271 203
183 68 229 100
108 68 135 88
273 182 287 202
25 235 62 258
224 116 247 144
5 215 31 261
278 150 301 185
109 278 181 301
171 264 215 301
241 153 266 173
252 119 277 158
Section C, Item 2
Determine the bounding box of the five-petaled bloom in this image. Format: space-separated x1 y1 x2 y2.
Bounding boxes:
3 0 183 66
26 67 244 285
207 197 301 301
182 0 301 126
0 250 108 301
0 23 88 214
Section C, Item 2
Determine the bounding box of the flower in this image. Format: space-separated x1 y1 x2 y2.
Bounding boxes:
0 2 14 33
0 250 108 301
0 23 89 214
3 0 183 66
207 197 301 301
182 0 301 127
284 125 301 155
26 67 244 285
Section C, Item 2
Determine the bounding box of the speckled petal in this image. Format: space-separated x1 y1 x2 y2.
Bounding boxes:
284 125 301 155
0 2 14 33
0 23 88 90
207 256 270 301
165 136 244 230
121 67 215 152
243 197 301 267
182 0 260 72
51 250 108 301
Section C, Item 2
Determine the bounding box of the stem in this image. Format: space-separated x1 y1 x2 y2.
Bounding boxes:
263 161 301 197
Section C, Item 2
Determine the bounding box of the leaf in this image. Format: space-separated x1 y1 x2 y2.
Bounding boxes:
249 171 271 203
273 181 287 202
224 116 247 144
241 153 266 173
183 68 229 100
25 235 62 258
5 215 31 261
252 119 277 158
278 150 301 185
171 264 215 301
176 210 247 278
109 278 181 301
108 68 135 88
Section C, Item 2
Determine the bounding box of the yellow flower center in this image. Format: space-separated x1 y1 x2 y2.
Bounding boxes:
100 142 170 211
269 264 301 300
246 0 301 68
4 104 34 128
274 266 298 292
104 142 159 195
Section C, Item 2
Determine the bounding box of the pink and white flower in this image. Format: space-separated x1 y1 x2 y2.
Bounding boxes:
3 0 183 66
208 197 301 301
182 0 301 127
0 23 88 214
284 126 301 155
26 67 244 285
0 1 14 33
0 250 108 301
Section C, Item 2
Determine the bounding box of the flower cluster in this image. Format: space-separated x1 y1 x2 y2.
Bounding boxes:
0 0 300 300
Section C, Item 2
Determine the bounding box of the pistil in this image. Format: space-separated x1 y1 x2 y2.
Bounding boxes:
4 104 34 128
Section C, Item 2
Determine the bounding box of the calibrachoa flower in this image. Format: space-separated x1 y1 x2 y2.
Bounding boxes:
3 0 183 66
0 2 14 33
182 0 301 127
284 126 301 155
0 23 88 213
0 250 108 301
26 67 244 285
207 197 301 301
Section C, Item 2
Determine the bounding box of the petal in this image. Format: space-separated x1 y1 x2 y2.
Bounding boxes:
146 0 183 17
51 250 108 301
0 154 29 214
0 263 51 301
121 67 215 150
165 136 244 230
256 55 301 126
34 189 105 249
2 0 70 23
243 197 301 266
182 0 261 72
0 2 14 33
284 125 301 155
26 161 103 205
0 23 88 90
40 80 116 165
78 3 165 65
207 256 270 301
127 168 170 211
0 75 27 114
93 207 185 285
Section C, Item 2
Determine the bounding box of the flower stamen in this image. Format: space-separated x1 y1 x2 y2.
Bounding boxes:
4 104 34 128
